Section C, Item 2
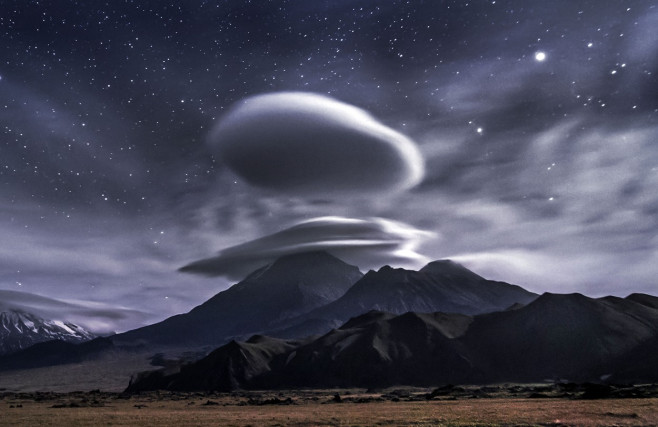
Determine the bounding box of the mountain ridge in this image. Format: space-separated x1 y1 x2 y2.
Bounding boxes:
267 259 537 338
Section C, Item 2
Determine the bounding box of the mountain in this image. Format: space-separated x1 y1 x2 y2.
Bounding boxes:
126 335 301 393
114 251 363 348
276 310 475 388
269 260 537 337
460 292 658 383
127 292 658 391
0 309 96 355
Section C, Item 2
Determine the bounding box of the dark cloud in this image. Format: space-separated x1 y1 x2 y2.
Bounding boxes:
208 92 424 196
180 216 435 279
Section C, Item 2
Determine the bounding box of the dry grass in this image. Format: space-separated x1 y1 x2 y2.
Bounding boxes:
1 390 657 426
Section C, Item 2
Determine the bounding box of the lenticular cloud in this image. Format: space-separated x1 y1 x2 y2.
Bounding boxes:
208 92 424 195
180 216 435 278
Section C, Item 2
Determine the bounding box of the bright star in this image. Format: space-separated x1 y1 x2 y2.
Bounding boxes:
534 51 546 62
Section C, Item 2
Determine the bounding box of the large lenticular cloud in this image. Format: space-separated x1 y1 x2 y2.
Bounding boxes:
180 216 435 278
208 92 424 195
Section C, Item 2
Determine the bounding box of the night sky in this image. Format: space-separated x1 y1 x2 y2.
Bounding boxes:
2 1 657 333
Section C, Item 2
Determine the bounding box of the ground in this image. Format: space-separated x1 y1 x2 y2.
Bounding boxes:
2 387 657 426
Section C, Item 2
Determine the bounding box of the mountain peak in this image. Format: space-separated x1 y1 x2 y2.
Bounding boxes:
625 293 658 309
520 292 597 316
268 250 356 270
377 264 408 273
419 259 485 280
533 292 589 304
246 251 362 288
0 309 96 356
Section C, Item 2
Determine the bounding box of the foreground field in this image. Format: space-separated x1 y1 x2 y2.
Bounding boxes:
2 389 657 426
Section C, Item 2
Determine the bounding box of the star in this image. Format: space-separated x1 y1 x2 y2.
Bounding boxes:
0 0 655 333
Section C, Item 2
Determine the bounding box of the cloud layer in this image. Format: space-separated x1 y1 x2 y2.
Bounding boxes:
180 216 435 279
0 290 151 335
208 92 424 195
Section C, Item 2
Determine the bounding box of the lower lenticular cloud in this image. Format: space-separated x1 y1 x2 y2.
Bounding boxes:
0 290 151 335
208 92 424 195
180 216 435 278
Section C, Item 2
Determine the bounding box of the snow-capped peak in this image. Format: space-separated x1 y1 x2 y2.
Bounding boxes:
0 309 96 355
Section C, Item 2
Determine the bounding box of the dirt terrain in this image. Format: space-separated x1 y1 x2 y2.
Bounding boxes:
2 385 657 426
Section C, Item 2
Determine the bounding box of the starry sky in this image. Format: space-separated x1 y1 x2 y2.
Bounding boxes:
2 0 657 333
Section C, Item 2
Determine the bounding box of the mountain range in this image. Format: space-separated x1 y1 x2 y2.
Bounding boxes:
1 251 657 391
113 252 536 349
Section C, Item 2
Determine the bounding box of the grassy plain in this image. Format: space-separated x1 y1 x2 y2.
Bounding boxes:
2 388 657 426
